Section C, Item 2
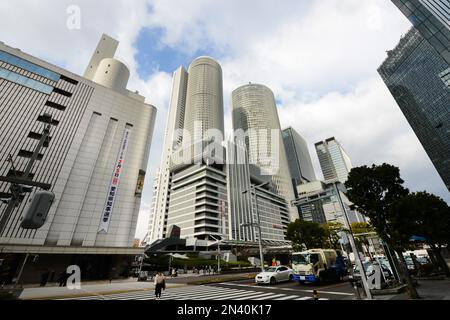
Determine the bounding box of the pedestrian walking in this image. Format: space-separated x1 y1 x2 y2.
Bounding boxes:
335 251 346 280
154 272 166 300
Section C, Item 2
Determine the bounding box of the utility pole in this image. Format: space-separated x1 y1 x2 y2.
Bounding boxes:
0 115 53 235
210 235 222 274
242 182 269 272
333 182 373 299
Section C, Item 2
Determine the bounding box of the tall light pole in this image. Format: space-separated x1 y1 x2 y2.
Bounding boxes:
241 182 270 272
210 235 222 274
332 181 373 299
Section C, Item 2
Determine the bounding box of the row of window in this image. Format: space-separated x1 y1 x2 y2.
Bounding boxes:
0 67 53 94
0 50 60 81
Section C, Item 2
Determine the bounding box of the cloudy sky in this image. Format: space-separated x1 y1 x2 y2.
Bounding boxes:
1 0 448 240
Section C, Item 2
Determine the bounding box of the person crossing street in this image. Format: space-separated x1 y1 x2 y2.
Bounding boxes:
154 272 166 300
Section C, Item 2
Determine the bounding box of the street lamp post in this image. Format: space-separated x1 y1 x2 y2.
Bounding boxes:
332 182 373 300
242 182 269 272
210 235 222 274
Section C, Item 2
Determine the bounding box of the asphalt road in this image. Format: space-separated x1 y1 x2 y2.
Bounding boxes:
209 278 357 300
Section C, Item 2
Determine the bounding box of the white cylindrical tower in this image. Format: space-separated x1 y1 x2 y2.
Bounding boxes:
232 83 298 221
183 56 224 146
92 58 130 91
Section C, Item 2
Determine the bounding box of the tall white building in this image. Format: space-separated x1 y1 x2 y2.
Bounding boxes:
225 141 290 242
183 56 224 148
147 67 188 244
315 137 353 184
148 56 226 243
232 84 298 222
0 34 156 282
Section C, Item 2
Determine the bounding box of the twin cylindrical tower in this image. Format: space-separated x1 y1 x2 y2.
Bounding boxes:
183 56 224 146
232 84 298 221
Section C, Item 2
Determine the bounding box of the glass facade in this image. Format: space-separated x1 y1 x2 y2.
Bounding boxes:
315 138 352 184
392 0 450 64
0 50 60 81
282 127 316 187
0 67 53 94
378 28 450 191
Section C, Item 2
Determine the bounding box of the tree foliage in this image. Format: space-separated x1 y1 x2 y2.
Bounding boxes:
345 163 417 297
345 163 409 251
391 192 450 275
322 221 346 249
350 222 375 256
286 220 326 251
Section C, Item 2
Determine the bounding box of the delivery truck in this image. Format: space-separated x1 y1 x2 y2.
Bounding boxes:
291 249 346 284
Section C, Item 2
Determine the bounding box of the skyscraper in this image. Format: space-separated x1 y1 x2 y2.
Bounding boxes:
147 67 188 244
378 28 450 191
282 127 316 187
148 57 227 242
225 140 290 242
232 84 298 222
315 137 353 184
391 0 450 64
0 34 157 281
183 56 224 148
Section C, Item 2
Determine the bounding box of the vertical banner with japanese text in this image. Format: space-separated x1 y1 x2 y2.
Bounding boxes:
98 127 131 233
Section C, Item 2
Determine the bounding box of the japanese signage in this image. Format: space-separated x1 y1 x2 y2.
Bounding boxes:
135 170 145 196
98 127 131 233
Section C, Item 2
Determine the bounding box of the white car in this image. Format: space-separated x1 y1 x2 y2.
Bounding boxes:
255 266 294 285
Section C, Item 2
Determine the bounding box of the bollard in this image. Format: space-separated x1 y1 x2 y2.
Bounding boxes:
313 290 319 300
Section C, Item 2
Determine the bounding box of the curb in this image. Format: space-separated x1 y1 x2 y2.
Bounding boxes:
371 284 407 296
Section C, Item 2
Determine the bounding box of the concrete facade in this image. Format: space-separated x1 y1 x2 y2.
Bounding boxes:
0 35 157 249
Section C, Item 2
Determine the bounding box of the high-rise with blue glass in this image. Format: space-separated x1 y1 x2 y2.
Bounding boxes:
378 27 450 191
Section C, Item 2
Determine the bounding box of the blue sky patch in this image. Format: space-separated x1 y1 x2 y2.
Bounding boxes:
134 27 214 79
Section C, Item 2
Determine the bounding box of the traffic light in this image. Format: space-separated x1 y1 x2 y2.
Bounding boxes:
20 191 55 229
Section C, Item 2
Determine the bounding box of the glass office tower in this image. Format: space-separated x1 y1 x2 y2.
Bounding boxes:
391 0 450 64
379 28 450 191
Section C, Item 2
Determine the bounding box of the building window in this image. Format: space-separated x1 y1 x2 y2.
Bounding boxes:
0 50 60 81
0 67 53 94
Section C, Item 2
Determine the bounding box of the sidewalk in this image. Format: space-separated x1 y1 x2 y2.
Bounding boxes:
17 272 254 300
376 279 450 300
18 280 184 300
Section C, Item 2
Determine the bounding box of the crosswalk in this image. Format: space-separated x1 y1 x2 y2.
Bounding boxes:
58 285 329 301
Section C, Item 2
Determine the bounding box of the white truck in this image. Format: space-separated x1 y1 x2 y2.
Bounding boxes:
292 249 344 283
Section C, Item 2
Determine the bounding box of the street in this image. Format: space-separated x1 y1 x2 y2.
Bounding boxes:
48 277 356 301
210 278 355 300
17 272 450 301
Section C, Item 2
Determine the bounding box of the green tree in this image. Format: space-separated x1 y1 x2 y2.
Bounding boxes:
286 220 326 251
391 192 450 276
322 221 346 249
345 163 419 299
